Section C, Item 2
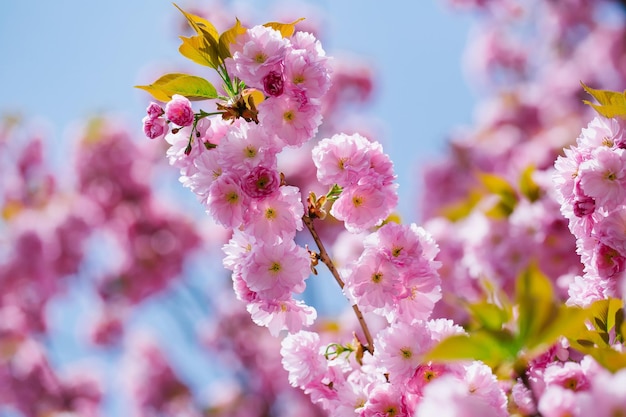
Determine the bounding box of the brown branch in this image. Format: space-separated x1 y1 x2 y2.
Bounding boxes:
302 214 375 354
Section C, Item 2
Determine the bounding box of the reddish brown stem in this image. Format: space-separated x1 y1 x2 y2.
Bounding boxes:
302 215 375 354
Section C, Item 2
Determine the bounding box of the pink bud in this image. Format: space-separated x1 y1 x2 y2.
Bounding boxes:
142 115 169 140
146 102 164 119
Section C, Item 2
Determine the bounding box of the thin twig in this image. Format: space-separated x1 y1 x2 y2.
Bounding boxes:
302 214 375 354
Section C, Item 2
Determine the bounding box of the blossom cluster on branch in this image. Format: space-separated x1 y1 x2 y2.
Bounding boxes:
136 2 626 417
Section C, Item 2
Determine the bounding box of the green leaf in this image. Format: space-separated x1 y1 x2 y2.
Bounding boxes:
583 347 626 373
218 18 246 60
515 263 555 345
174 3 221 66
135 73 218 102
519 165 541 202
527 305 588 353
589 298 624 334
438 189 482 222
174 3 219 42
467 301 510 332
263 18 305 37
581 82 626 119
477 172 517 217
424 331 518 368
179 35 219 69
607 298 623 333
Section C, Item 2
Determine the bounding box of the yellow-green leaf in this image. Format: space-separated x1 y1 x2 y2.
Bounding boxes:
135 73 218 102
519 165 541 202
584 347 626 373
263 18 305 37
438 189 482 222
174 3 219 43
515 263 555 345
581 82 626 119
424 331 517 368
527 305 588 353
467 301 510 332
477 172 517 217
484 200 515 219
179 35 219 69
607 298 623 333
218 18 246 60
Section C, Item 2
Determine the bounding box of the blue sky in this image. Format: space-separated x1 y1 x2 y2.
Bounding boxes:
0 0 476 222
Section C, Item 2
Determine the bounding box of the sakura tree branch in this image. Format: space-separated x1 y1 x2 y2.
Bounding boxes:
302 214 375 354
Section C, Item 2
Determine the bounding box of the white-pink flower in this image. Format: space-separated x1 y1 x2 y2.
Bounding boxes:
186 149 222 199
416 374 506 417
205 173 249 228
330 181 397 233
247 298 317 336
374 320 433 385
226 25 288 88
312 133 372 187
241 240 310 300
217 122 277 175
346 251 403 311
243 185 304 244
284 50 332 100
280 331 326 388
258 94 322 148
578 146 626 209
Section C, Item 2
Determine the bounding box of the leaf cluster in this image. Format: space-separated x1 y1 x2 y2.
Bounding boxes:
135 4 303 104
440 166 541 222
423 263 622 377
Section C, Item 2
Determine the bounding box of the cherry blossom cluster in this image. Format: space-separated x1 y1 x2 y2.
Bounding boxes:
281 318 510 417
146 23 336 335
134 2 626 417
312 133 398 233
554 115 626 306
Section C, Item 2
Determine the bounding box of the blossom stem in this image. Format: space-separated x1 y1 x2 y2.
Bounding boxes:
302 214 375 354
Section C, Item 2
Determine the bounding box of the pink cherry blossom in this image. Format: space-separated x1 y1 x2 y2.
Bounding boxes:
257 93 322 148
247 298 317 336
205 173 249 228
416 374 506 417
330 181 398 233
537 385 580 417
218 122 277 174
226 24 288 88
312 133 372 187
241 165 281 199
280 331 326 388
284 50 332 100
578 146 626 208
360 383 408 417
165 94 194 127
346 251 403 311
241 239 310 300
146 102 164 119
373 320 434 385
243 185 304 244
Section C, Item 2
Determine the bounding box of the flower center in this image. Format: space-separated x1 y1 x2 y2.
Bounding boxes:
265 207 277 220
226 191 239 204
269 262 282 273
254 52 267 64
283 110 295 122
